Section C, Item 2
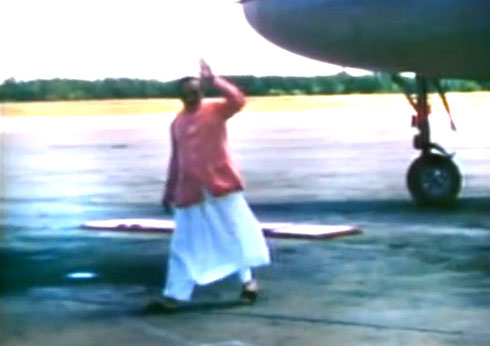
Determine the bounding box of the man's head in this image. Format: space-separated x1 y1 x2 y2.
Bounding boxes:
178 77 203 109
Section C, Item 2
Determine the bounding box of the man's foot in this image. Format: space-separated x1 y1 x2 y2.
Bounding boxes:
144 297 181 313
239 279 259 305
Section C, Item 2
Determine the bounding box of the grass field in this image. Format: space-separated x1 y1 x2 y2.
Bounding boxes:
1 93 490 116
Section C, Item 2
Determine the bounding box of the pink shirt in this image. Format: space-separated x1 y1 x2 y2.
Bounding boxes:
165 78 245 207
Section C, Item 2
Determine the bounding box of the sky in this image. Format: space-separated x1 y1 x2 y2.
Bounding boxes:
1 0 367 83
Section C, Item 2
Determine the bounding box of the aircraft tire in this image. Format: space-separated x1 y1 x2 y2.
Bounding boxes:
407 153 462 206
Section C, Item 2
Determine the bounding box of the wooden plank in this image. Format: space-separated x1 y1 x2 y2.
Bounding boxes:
81 219 362 239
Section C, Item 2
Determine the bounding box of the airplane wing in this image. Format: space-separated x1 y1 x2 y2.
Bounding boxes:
242 0 490 79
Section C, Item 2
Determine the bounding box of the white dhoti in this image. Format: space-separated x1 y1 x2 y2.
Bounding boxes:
163 191 271 301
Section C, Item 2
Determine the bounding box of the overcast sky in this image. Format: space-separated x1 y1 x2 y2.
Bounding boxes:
1 0 368 82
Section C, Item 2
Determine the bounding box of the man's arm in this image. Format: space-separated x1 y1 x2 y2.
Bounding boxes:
200 59 245 118
213 76 246 114
162 122 178 212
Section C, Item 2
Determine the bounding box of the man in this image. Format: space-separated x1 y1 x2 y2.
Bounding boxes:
155 60 270 310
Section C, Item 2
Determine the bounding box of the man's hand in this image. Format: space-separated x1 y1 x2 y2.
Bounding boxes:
162 195 173 214
200 59 215 84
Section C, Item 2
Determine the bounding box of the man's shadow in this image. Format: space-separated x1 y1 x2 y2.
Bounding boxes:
141 299 249 315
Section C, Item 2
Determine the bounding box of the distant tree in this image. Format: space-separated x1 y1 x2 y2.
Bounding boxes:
1 75 488 102
442 79 482 92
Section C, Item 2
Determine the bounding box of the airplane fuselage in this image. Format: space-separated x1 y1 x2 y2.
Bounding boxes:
243 0 490 79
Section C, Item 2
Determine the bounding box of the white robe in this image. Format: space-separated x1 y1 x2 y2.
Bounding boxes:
163 191 270 301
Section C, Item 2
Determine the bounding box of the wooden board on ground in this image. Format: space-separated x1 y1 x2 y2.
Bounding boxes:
81 218 362 239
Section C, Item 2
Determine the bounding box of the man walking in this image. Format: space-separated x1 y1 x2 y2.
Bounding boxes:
155 60 270 310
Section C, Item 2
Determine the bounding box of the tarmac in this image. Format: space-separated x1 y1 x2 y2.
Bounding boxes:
1 99 490 345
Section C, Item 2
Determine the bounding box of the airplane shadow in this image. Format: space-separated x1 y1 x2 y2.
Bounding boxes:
250 196 490 217
95 196 490 221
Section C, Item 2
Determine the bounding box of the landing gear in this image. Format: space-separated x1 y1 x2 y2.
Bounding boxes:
407 153 461 206
394 75 462 206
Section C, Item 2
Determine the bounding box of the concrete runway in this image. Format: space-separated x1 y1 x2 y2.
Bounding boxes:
1 98 490 345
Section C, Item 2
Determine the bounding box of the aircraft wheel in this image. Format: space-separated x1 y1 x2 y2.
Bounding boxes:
407 154 462 206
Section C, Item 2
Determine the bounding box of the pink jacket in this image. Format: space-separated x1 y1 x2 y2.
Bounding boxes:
164 78 246 207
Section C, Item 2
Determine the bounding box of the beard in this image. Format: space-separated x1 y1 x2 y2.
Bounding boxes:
183 95 202 108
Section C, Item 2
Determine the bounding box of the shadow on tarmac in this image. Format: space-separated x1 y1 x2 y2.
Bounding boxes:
2 196 490 295
251 196 490 215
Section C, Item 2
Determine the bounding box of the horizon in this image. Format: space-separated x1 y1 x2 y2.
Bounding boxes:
1 71 373 84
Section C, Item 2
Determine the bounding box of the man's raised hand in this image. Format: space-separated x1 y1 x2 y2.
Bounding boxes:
200 59 215 83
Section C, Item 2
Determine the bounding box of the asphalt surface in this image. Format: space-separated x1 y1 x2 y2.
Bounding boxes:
1 97 490 345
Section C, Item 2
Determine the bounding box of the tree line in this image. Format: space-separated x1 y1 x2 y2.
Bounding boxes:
1 74 489 102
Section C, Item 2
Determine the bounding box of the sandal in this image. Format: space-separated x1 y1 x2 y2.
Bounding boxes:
145 297 181 313
240 279 259 304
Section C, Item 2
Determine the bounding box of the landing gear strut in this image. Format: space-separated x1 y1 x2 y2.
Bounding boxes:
395 75 462 206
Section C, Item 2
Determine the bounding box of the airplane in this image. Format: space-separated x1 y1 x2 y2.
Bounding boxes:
240 0 490 206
